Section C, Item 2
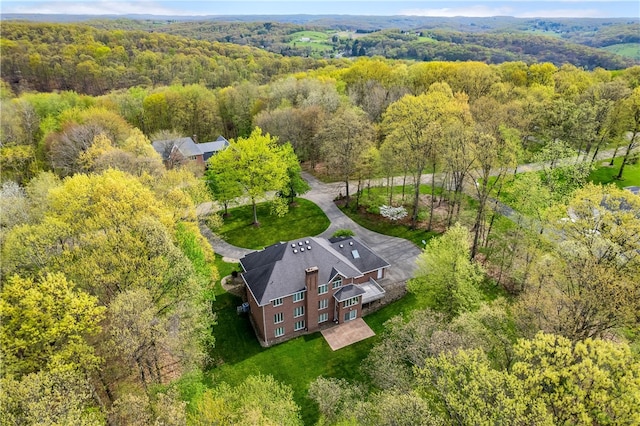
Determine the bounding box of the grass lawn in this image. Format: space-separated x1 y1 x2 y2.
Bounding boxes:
218 198 330 249
589 157 640 188
340 184 476 248
602 43 640 61
288 30 334 54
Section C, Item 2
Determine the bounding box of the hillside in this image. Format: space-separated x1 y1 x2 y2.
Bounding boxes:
0 22 322 95
77 16 639 68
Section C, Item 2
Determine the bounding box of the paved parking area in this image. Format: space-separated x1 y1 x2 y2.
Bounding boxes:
321 318 375 351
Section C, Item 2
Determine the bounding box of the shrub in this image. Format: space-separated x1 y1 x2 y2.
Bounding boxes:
332 229 355 238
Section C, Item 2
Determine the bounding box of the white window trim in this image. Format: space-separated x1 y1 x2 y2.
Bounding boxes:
294 306 304 318
273 298 283 307
294 320 305 331
293 291 305 302
319 312 328 323
343 296 359 308
318 299 328 310
318 284 328 295
332 278 343 289
275 327 284 337
274 312 284 324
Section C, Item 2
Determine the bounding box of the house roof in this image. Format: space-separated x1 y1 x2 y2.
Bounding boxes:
240 236 387 306
334 284 366 302
152 137 200 159
328 236 390 273
624 186 640 196
151 136 229 161
199 136 230 155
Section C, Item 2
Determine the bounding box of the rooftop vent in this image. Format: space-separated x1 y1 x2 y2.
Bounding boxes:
349 241 354 246
298 242 303 246
305 240 309 244
307 246 311 250
291 243 296 248
300 248 305 252
294 249 298 253
339 244 344 248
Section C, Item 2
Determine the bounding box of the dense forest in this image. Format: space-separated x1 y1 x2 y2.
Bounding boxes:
1 18 640 425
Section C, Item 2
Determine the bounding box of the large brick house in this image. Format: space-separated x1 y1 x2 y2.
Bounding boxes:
240 236 389 346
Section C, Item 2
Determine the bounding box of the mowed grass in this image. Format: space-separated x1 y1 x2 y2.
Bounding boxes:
340 184 474 248
289 30 331 41
204 254 440 425
589 157 640 188
602 43 640 60
218 198 330 249
289 30 334 52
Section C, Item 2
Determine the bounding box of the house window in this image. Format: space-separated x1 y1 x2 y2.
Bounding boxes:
318 284 328 295
332 278 342 289
293 291 305 302
294 320 305 331
318 299 328 310
344 310 357 322
274 312 284 324
273 298 283 307
343 296 359 308
275 327 285 337
294 306 304 318
319 312 328 323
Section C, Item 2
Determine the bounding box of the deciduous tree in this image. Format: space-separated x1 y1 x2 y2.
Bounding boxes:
0 273 104 377
408 223 484 317
513 332 640 425
417 349 553 426
318 105 374 208
207 127 290 225
190 375 302 426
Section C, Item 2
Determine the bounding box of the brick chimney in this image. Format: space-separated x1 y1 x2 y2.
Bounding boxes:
305 266 319 332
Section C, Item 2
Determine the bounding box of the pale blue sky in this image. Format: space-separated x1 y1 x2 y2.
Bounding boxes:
2 0 639 18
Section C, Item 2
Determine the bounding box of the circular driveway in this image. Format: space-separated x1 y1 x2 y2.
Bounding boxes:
200 172 422 285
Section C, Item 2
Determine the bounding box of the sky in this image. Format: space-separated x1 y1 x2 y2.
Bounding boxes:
1 0 639 18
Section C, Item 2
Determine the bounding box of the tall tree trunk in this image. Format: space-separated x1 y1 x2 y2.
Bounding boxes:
428 165 436 231
402 173 407 201
471 204 485 259
344 175 350 208
252 198 258 225
609 142 621 166
136 358 148 390
388 176 394 205
411 169 423 229
589 134 607 166
616 133 638 180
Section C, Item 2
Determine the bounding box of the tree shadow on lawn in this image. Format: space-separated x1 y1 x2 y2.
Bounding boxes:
209 292 265 366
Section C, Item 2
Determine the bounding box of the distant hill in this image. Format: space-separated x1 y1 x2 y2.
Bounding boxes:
0 22 321 95
3 14 639 68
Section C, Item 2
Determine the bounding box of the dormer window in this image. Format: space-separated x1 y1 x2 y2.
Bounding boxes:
332 278 342 289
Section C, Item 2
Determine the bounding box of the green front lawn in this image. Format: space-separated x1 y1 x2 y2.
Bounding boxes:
340 184 474 247
589 157 640 188
218 198 330 249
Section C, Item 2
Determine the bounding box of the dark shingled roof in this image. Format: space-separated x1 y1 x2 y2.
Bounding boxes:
328 236 390 273
334 284 366 302
152 136 229 162
199 136 230 161
240 237 387 306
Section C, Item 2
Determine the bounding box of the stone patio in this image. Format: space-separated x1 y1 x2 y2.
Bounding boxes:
321 318 375 351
